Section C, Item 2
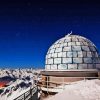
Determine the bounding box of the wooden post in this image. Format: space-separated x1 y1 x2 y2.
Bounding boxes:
63 77 65 90
30 88 32 100
47 76 48 93
24 93 25 100
84 77 86 82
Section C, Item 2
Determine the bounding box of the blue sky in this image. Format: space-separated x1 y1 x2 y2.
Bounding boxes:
0 0 100 68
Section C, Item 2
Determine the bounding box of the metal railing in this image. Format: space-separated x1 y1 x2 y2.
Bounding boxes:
14 86 37 100
38 76 100 92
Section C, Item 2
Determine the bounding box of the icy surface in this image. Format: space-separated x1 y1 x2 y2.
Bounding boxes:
46 79 100 100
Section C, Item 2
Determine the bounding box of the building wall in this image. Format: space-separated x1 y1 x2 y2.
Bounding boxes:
41 71 99 88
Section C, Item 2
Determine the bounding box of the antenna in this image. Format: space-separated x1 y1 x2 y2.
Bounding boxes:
70 30 72 34
65 30 72 37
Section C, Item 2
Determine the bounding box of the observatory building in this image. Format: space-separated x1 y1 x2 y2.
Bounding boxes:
40 33 100 92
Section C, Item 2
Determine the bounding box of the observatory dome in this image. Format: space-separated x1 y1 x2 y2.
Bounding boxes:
45 34 100 70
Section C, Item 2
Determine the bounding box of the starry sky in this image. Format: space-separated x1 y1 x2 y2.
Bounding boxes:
0 0 100 68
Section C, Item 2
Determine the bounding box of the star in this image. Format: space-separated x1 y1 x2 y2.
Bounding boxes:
39 7 44 11
16 32 21 37
27 2 31 7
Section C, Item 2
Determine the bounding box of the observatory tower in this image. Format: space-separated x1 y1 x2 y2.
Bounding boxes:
40 33 100 92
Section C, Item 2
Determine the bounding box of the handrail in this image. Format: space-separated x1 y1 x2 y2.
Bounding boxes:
38 84 67 89
14 86 37 100
38 76 100 92
38 77 100 84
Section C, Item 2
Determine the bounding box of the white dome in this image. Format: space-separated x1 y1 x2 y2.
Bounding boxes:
45 34 100 70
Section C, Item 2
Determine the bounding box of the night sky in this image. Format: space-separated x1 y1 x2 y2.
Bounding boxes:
0 0 100 68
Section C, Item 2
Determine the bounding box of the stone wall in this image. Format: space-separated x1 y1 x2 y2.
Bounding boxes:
45 35 100 70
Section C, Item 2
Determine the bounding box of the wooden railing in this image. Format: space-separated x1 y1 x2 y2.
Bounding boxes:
14 86 37 100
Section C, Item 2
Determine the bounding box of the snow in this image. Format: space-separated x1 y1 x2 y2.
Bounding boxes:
0 68 41 100
46 79 100 100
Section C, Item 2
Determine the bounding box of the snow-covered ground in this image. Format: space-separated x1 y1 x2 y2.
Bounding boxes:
0 68 42 79
46 79 100 100
0 68 42 100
